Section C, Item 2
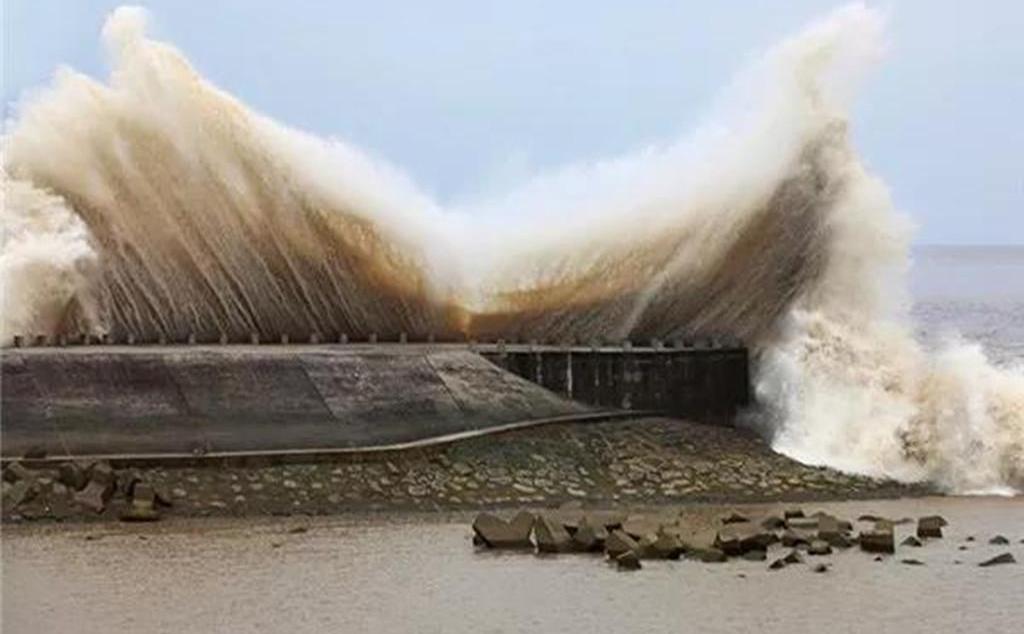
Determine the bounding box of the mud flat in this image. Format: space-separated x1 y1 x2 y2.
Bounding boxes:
2 417 931 524
3 497 1022 634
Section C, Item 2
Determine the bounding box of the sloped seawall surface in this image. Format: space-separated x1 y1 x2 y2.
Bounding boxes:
0 346 592 458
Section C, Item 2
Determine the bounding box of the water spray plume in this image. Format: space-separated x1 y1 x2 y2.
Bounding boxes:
2 4 1021 493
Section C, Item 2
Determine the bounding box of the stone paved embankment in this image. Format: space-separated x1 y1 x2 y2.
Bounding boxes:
1 417 933 523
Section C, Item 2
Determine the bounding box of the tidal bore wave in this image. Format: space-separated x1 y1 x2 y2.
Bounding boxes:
2 5 1022 493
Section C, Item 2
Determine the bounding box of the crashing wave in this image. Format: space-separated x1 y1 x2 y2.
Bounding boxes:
2 5 1021 493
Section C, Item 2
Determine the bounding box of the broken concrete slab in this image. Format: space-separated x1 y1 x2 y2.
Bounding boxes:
119 499 160 522
715 523 776 556
978 553 1015 567
786 517 819 530
571 518 603 552
817 515 853 547
616 550 642 570
917 516 946 539
781 529 811 548
807 540 832 556
472 512 534 549
644 531 683 560
622 516 663 541
534 514 572 553
859 528 895 554
605 529 640 558
73 482 112 514
688 547 727 563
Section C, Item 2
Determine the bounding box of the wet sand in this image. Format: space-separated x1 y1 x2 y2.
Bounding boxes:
3 496 1021 634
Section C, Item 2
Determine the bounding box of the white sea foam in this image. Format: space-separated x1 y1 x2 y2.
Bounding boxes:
2 4 1020 493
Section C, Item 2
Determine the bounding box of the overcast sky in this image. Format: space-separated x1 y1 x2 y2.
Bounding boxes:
3 1 1022 244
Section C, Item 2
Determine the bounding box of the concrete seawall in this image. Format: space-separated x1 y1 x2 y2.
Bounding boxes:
1 343 751 460
2 346 596 458
484 345 749 424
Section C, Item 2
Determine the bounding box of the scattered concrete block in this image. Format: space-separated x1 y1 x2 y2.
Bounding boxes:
120 506 159 522
917 516 946 539
571 519 602 552
978 553 1015 567
715 523 776 556
817 515 853 547
647 531 684 560
860 527 895 554
622 516 662 540
534 514 572 553
689 547 727 563
786 517 819 530
781 529 811 548
73 479 114 514
807 540 832 556
605 529 641 558
472 512 534 549
616 551 642 570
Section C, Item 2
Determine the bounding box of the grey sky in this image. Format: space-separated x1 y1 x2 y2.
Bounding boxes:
3 0 1021 244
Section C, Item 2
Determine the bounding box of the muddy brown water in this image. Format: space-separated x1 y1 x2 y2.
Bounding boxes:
3 496 1022 633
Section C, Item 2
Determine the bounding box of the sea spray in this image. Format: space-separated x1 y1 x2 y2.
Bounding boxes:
1 173 100 340
2 5 1021 493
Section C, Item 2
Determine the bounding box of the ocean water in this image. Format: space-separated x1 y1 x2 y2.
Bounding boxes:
911 245 1024 366
3 497 1022 634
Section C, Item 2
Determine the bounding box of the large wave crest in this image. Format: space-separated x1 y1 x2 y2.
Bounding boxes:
3 5 1021 493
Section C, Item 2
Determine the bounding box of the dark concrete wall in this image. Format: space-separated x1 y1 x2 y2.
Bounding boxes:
0 346 592 458
483 346 749 424
1 342 750 459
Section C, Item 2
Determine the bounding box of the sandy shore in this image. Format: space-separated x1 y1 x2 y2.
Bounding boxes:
3 496 1022 634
